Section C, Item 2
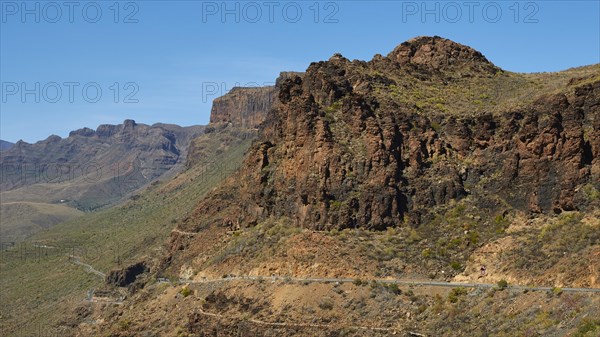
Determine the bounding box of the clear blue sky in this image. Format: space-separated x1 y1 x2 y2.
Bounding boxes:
1 0 599 143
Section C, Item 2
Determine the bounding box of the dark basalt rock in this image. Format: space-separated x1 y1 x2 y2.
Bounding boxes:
106 261 148 287
69 127 96 137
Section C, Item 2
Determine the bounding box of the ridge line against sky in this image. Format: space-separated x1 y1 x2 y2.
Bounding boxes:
1 0 599 143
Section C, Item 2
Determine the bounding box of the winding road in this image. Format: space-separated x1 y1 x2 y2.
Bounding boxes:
66 256 599 335
69 255 106 279
67 252 600 294
179 275 600 293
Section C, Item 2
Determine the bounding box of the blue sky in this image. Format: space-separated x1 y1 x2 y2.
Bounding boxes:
1 0 599 143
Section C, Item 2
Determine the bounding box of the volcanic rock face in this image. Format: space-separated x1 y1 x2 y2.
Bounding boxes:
209 72 304 128
106 262 148 287
209 86 277 128
388 36 500 74
186 36 599 231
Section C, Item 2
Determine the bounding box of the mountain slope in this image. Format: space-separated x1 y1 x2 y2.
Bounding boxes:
1 120 203 203
0 140 14 151
0 127 255 336
0 202 84 242
117 36 598 336
0 120 203 242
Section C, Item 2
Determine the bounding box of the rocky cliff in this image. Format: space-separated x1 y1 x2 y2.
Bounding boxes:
183 36 599 232
209 86 277 128
208 72 304 128
187 72 303 167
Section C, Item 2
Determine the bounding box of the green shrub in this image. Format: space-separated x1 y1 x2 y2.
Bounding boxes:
582 184 599 201
407 229 422 243
447 287 468 303
574 319 600 337
551 287 563 297
386 283 402 295
497 279 508 290
467 230 479 245
405 289 418 302
353 278 365 286
180 286 191 297
421 248 433 258
450 261 463 271
329 200 343 209
118 318 132 330
318 298 334 310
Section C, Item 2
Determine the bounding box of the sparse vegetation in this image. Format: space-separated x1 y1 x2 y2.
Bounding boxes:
551 287 563 297
353 278 365 286
209 216 301 265
450 261 463 271
318 297 334 310
0 128 254 335
180 285 192 297
447 287 468 303
574 319 600 337
582 184 600 201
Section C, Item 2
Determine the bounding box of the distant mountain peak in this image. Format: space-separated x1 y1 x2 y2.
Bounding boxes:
69 127 96 137
123 119 137 129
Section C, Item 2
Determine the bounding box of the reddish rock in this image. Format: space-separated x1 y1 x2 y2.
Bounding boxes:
183 37 599 231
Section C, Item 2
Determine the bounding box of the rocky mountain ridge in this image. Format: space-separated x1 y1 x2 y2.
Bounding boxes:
209 71 304 128
181 36 599 233
0 120 203 210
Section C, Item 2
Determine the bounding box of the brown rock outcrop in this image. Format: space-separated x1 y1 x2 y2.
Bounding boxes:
209 72 304 128
184 37 599 231
106 261 149 287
